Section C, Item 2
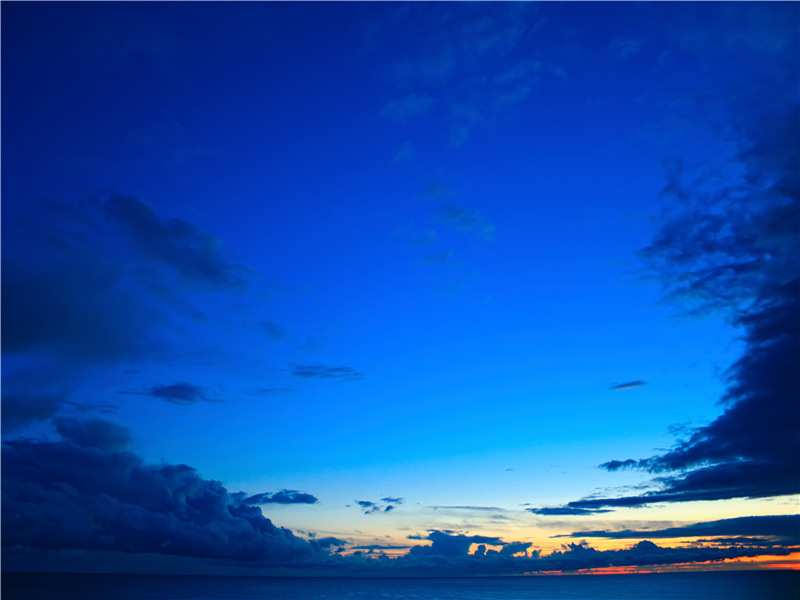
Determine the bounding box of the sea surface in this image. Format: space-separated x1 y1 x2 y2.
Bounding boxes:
2 571 798 600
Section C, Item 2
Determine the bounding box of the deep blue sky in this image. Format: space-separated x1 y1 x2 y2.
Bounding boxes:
2 2 798 576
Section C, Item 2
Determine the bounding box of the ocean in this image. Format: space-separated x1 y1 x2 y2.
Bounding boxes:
2 571 797 600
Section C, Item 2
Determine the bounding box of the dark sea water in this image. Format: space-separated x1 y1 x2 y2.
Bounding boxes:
2 571 798 600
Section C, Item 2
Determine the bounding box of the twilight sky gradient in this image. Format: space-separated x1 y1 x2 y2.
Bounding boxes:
2 2 798 576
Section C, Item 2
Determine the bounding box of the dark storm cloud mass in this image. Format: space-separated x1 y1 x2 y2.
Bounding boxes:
244 490 319 505
291 364 364 381
2 193 254 429
561 515 800 545
1 420 319 565
548 17 800 511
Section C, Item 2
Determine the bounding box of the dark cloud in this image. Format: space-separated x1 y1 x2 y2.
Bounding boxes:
1 393 63 434
291 364 364 381
1 419 322 565
53 417 132 452
528 507 612 516
609 380 647 391
143 383 219 405
354 498 402 515
2 193 256 429
556 46 800 511
309 537 347 551
103 194 250 290
433 204 495 240
408 531 504 558
350 544 413 551
244 490 319 505
560 515 800 545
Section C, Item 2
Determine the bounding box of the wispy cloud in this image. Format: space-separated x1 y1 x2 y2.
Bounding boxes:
142 382 219 405
609 380 647 391
380 93 434 121
433 204 495 240
291 364 364 381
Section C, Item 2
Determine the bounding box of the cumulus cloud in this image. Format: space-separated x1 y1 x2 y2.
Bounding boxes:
291 364 364 381
1 419 321 565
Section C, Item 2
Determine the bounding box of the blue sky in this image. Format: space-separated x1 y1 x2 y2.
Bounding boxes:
2 2 798 576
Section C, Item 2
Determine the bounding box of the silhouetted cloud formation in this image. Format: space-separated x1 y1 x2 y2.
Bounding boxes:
354 498 404 515
244 490 319 505
551 53 800 511
1 419 320 565
291 364 364 381
528 507 611 516
560 515 800 545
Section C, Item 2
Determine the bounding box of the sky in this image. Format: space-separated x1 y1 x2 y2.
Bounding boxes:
2 1 799 577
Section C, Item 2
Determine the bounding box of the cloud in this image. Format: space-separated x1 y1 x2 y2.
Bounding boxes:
1 419 322 565
609 380 647 391
53 417 132 452
560 515 800 545
291 364 364 381
2 193 257 429
392 141 414 163
554 42 800 511
610 37 643 60
244 490 319 505
103 194 250 290
420 250 453 265
354 498 403 515
257 320 285 339
433 204 495 240
139 382 219 405
528 507 612 516
380 93 434 121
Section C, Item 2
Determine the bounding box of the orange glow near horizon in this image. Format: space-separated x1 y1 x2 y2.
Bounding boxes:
542 552 800 576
